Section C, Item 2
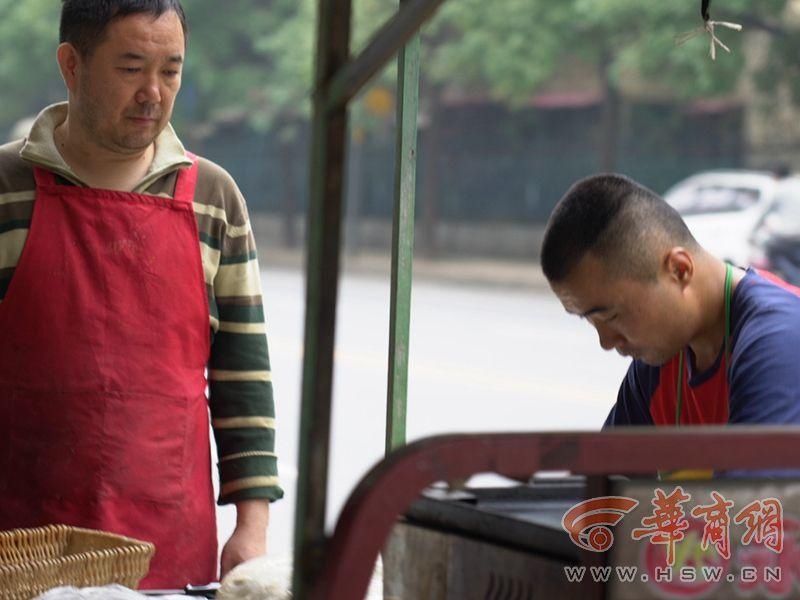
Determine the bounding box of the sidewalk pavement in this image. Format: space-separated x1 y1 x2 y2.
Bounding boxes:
259 245 550 291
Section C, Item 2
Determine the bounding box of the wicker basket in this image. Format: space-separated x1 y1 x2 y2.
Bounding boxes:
0 524 155 600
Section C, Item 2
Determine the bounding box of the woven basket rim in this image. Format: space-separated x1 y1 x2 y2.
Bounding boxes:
0 545 153 573
0 524 155 553
0 524 155 594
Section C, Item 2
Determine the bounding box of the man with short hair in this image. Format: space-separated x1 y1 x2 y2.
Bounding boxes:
541 173 800 429
0 0 282 588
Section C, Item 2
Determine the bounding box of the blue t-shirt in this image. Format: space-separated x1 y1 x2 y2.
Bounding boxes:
605 268 800 428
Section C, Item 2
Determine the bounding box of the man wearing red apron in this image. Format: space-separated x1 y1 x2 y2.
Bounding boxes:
0 0 282 589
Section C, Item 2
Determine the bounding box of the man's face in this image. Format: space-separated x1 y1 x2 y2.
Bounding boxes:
69 10 184 154
550 252 691 366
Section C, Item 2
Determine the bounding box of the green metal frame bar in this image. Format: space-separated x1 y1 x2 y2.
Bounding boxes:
295 0 445 596
292 0 352 597
385 3 421 454
326 0 446 111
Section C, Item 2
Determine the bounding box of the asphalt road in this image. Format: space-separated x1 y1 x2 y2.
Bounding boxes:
214 265 630 561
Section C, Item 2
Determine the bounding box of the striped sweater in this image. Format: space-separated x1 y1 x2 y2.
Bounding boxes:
0 103 282 505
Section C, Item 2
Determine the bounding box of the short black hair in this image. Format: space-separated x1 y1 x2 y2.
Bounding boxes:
541 173 697 283
60 0 187 57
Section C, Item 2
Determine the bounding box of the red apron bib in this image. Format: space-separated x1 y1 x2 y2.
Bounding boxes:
0 159 217 588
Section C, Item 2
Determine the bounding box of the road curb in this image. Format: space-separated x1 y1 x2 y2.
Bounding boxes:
259 246 551 291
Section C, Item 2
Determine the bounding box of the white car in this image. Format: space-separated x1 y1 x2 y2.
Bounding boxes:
747 177 800 282
663 170 780 266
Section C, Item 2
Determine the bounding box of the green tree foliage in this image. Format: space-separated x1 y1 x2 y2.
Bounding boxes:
423 0 784 103
0 0 62 137
182 0 396 138
181 0 315 136
179 0 790 151
415 0 786 172
0 0 791 140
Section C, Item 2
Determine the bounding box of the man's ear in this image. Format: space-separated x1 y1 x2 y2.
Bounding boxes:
663 247 694 288
56 43 81 93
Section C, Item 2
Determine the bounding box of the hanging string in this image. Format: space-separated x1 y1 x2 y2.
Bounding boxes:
676 0 742 61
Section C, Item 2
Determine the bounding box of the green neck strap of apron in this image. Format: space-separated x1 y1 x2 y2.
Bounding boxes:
675 263 733 426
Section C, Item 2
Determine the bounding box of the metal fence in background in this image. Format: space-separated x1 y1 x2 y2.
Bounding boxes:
196 100 745 227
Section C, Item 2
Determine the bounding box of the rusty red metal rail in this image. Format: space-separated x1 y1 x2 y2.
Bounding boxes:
310 426 800 598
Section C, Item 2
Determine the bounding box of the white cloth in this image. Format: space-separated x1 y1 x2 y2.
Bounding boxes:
217 555 291 600
217 554 384 600
34 585 185 600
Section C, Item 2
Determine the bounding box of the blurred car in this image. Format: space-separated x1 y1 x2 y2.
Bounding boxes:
663 170 780 266
748 177 800 285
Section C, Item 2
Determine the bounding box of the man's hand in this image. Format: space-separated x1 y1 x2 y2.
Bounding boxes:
220 499 270 579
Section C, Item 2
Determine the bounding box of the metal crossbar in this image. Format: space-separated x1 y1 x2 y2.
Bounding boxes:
312 427 800 598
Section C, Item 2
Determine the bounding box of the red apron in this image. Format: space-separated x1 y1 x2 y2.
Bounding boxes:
0 159 217 588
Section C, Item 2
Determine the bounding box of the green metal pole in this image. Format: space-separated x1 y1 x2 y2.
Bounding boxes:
292 0 351 597
325 0 447 111
385 2 421 455
295 0 446 596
